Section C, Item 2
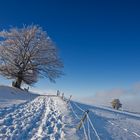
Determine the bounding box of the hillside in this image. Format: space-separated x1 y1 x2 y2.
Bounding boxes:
70 101 140 140
0 86 140 140
0 85 38 108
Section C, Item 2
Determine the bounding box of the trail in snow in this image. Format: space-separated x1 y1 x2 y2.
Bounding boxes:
30 97 64 140
1 92 140 140
0 96 78 140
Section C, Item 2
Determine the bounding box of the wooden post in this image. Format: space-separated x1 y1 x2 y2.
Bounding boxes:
57 90 60 96
67 95 72 104
62 93 64 100
77 110 89 130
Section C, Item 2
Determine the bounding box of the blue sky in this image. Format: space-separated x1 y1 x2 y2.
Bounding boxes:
0 0 140 98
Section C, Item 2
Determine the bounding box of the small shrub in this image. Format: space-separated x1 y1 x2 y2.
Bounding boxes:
111 99 122 110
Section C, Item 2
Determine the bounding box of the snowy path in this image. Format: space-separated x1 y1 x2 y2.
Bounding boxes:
2 94 140 140
0 96 78 140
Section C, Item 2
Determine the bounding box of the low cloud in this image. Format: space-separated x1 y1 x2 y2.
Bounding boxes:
80 83 140 113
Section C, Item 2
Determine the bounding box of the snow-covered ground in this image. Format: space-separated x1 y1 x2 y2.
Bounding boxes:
0 86 78 140
70 101 140 140
0 95 79 139
0 86 140 140
0 85 38 108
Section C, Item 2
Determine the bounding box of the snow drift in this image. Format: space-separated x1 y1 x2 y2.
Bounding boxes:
0 85 38 108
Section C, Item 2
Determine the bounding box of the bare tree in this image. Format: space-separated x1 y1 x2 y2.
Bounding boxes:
0 25 63 88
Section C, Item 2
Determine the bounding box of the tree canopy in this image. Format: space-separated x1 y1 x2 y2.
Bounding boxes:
0 25 63 88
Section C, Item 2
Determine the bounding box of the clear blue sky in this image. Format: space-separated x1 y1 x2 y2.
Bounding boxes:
0 0 140 97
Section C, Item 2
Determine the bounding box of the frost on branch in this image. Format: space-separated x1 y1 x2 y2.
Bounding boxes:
0 25 63 88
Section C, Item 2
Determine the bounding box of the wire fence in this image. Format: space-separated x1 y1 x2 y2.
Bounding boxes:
57 92 140 140
69 100 101 140
56 92 101 140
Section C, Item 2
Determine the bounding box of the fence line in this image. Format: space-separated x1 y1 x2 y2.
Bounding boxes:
71 101 101 140
87 117 91 140
69 102 80 120
77 110 89 130
69 102 88 140
83 121 88 140
87 115 101 140
72 102 85 112
58 93 101 140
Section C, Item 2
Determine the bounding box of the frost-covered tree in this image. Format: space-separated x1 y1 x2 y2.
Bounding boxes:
0 25 63 88
111 99 122 110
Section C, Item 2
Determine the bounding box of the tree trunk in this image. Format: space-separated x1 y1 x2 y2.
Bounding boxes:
13 77 22 89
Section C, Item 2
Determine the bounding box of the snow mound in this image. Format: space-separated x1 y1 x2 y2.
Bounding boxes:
0 85 38 108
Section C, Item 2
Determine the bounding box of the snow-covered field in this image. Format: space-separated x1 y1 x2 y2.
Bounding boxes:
70 101 140 140
0 86 140 140
0 86 78 140
0 85 38 108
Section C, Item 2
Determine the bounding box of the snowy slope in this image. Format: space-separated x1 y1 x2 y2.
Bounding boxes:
70 101 140 140
0 86 140 140
0 86 79 140
0 96 79 140
0 85 38 108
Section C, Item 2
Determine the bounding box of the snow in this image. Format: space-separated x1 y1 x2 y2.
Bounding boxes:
0 95 71 139
70 101 140 140
0 86 78 140
0 86 140 140
0 85 38 108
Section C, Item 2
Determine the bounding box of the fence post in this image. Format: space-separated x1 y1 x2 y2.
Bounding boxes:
62 93 64 100
77 110 89 130
67 95 72 104
57 90 60 96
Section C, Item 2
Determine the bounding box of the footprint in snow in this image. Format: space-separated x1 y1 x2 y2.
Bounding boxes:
4 115 13 126
47 125 54 134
